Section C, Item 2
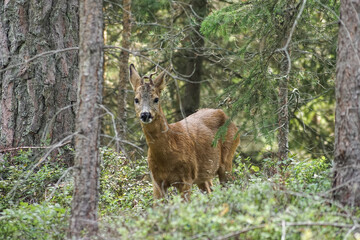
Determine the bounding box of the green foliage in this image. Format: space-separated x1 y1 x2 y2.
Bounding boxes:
132 0 170 23
286 156 330 186
0 150 69 209
99 148 153 214
97 151 349 240
200 0 339 159
100 183 352 239
0 202 68 240
0 148 357 239
232 154 331 193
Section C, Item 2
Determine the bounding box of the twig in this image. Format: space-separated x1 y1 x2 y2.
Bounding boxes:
6 133 77 200
1 44 209 84
100 134 144 152
214 221 353 240
45 167 74 201
0 140 71 153
278 188 359 228
0 47 79 73
213 225 267 240
99 104 122 153
275 0 307 76
281 220 286 240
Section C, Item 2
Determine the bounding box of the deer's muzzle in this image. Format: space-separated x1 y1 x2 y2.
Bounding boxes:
140 112 152 123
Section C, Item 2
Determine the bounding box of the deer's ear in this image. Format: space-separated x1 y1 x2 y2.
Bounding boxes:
129 64 143 90
153 70 167 92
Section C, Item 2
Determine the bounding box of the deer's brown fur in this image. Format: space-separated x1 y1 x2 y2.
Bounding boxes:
129 64 240 201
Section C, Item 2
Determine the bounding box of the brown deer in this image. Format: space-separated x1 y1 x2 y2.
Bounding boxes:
129 64 240 201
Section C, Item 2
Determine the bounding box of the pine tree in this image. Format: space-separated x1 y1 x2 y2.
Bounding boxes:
0 0 78 161
200 0 337 159
69 0 104 237
333 0 360 207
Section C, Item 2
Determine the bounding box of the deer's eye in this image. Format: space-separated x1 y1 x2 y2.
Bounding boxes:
134 98 139 104
154 98 159 103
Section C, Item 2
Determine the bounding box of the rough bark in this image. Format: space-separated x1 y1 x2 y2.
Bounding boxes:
278 70 289 163
181 0 207 117
69 0 103 238
333 0 360 207
117 0 131 153
0 0 78 154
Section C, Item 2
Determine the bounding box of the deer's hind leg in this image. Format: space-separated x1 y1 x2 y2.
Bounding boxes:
173 181 192 201
197 181 212 194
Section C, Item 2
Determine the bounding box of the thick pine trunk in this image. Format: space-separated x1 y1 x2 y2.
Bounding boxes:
0 0 78 153
69 0 103 238
117 0 131 152
181 0 207 117
333 0 360 207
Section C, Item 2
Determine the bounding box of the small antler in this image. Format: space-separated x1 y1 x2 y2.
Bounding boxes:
143 66 158 85
149 66 158 85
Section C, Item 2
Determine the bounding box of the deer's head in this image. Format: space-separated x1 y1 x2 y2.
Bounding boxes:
129 64 167 124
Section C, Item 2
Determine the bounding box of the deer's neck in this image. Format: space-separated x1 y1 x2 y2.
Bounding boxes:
141 107 170 146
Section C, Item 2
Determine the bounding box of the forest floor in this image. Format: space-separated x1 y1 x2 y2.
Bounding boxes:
0 148 358 239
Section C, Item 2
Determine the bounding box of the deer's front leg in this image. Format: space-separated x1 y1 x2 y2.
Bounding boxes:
174 182 192 202
152 180 167 200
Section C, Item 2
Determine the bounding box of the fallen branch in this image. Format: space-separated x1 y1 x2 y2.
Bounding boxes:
214 221 353 240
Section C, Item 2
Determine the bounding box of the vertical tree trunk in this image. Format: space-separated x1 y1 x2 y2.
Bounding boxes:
333 0 360 207
181 0 207 117
276 1 297 163
0 0 78 156
278 58 289 163
69 0 103 238
117 0 131 153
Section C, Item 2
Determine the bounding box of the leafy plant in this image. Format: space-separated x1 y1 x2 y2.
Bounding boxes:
0 202 68 240
285 156 331 192
99 147 153 214
0 150 69 209
99 180 353 240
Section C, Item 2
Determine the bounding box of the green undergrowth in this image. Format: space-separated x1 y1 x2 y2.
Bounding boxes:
101 183 353 240
0 202 68 240
0 148 358 239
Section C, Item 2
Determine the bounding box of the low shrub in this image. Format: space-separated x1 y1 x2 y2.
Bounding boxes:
99 182 354 240
0 150 70 209
0 202 68 240
99 147 153 214
1 148 357 240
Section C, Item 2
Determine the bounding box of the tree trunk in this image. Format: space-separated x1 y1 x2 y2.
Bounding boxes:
278 70 289 163
181 0 207 117
69 0 103 238
117 0 131 153
276 1 297 163
0 0 78 156
333 0 360 207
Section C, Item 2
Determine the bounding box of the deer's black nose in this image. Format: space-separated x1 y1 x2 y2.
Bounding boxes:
140 112 152 122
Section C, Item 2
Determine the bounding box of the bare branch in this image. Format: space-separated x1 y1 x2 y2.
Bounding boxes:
0 47 79 73
275 0 307 76
0 140 71 153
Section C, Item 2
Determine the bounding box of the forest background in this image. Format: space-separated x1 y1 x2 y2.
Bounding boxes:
1 0 359 239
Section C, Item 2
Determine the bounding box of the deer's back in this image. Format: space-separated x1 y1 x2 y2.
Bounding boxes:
176 108 227 135
171 108 230 182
